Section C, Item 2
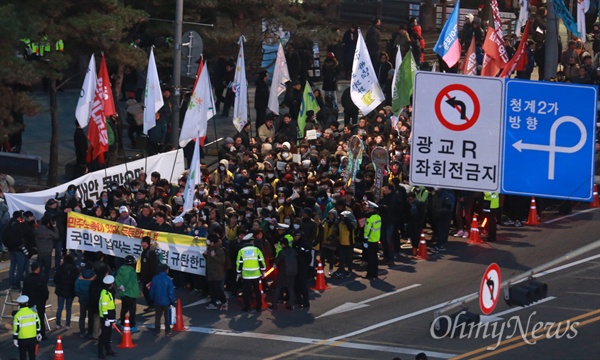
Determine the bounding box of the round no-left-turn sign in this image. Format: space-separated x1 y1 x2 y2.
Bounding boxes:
435 84 480 131
479 263 501 315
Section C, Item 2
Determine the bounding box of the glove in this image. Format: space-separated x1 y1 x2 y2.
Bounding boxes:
13 339 18 348
36 334 42 342
104 319 110 327
363 242 368 249
118 285 125 292
236 274 241 282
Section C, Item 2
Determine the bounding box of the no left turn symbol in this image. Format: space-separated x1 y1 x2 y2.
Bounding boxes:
435 84 480 131
480 263 502 315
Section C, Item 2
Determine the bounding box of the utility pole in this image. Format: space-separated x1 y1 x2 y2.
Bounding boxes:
544 0 559 80
172 0 183 146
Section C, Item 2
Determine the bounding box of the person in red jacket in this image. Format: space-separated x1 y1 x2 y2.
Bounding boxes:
409 17 425 65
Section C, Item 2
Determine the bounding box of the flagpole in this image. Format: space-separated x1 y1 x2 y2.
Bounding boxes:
169 148 180 184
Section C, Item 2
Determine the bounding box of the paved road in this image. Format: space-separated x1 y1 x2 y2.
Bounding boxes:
0 204 598 359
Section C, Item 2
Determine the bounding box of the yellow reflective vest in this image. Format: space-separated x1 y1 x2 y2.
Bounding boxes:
237 245 265 279
483 192 500 210
364 213 381 243
13 307 40 340
99 289 115 318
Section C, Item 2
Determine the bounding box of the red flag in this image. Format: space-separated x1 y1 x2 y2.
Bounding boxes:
481 0 509 76
499 20 531 78
461 35 478 75
86 55 111 164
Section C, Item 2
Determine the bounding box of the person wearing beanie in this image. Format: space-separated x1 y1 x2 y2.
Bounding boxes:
219 137 235 160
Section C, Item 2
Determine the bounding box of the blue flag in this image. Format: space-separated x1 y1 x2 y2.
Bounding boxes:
554 0 581 38
434 1 461 68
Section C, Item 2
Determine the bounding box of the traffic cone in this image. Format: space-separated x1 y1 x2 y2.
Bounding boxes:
527 197 540 225
467 214 483 244
259 279 269 309
311 261 330 291
415 232 429 260
591 184 599 208
172 299 188 332
116 315 137 349
54 335 64 360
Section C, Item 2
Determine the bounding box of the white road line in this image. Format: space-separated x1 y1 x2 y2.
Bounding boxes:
357 284 422 305
327 251 600 342
158 325 458 359
543 207 598 224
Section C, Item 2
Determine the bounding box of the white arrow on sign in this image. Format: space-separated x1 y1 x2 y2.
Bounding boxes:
316 284 421 319
511 116 587 180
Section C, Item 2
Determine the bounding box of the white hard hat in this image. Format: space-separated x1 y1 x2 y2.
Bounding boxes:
16 295 29 304
103 275 115 285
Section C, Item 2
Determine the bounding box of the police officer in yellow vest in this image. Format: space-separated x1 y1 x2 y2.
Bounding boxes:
363 201 381 280
483 192 500 242
236 233 266 312
13 295 41 360
98 275 117 359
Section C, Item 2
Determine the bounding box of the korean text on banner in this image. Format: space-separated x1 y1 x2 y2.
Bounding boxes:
434 0 461 68
67 212 207 275
350 29 385 115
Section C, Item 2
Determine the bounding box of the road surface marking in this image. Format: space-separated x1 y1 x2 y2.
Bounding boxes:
543 207 598 224
480 296 556 322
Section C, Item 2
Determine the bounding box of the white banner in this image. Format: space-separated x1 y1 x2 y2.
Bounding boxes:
5 150 185 219
268 42 290 115
66 212 206 275
232 36 249 132
350 30 385 115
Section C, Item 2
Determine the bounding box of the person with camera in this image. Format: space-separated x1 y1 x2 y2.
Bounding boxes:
34 216 58 281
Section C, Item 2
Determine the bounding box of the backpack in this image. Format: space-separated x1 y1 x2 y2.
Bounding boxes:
2 220 23 251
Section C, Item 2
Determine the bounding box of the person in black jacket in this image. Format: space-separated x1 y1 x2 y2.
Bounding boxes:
341 87 358 126
22 261 49 339
292 230 311 309
276 114 298 143
254 70 269 133
3 211 27 290
54 254 79 329
139 236 160 311
270 238 297 310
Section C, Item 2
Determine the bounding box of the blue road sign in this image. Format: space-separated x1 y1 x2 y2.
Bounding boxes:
502 80 597 201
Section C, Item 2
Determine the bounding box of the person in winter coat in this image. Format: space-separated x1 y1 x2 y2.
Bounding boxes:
34 216 58 281
431 188 454 252
254 70 270 132
139 236 161 311
270 238 297 310
3 211 27 290
321 53 340 108
89 264 109 339
292 230 311 308
149 264 175 337
75 262 95 338
115 255 139 332
342 24 358 78
204 234 227 310
320 209 339 276
22 261 49 340
54 254 79 329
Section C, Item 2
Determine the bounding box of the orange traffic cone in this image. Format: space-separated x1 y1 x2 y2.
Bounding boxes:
259 279 269 309
116 315 137 349
415 232 429 260
54 335 64 360
311 261 330 291
172 299 188 332
527 197 540 225
591 184 599 208
467 214 483 244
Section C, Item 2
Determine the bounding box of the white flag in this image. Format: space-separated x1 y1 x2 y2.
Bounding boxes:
350 30 385 116
232 36 248 132
179 60 216 147
515 0 529 37
75 55 96 128
143 48 164 135
577 0 590 43
432 61 437 72
391 45 403 115
182 134 201 214
267 42 290 115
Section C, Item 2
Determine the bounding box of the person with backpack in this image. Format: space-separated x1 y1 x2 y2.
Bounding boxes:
3 211 27 290
270 238 297 310
75 262 95 338
115 255 140 332
54 254 79 329
204 234 227 310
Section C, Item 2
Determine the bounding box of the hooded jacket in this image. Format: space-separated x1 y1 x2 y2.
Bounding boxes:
115 263 139 298
75 268 95 304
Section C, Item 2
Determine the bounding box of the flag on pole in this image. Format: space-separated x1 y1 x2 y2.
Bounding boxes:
554 0 581 37
182 133 201 214
461 35 478 75
86 54 111 164
577 0 590 43
297 82 320 138
267 42 290 115
499 20 531 78
434 0 462 68
350 29 385 115
395 51 417 111
391 45 403 117
232 36 248 132
143 48 164 135
481 0 509 76
179 59 216 147
515 0 529 37
75 54 96 128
